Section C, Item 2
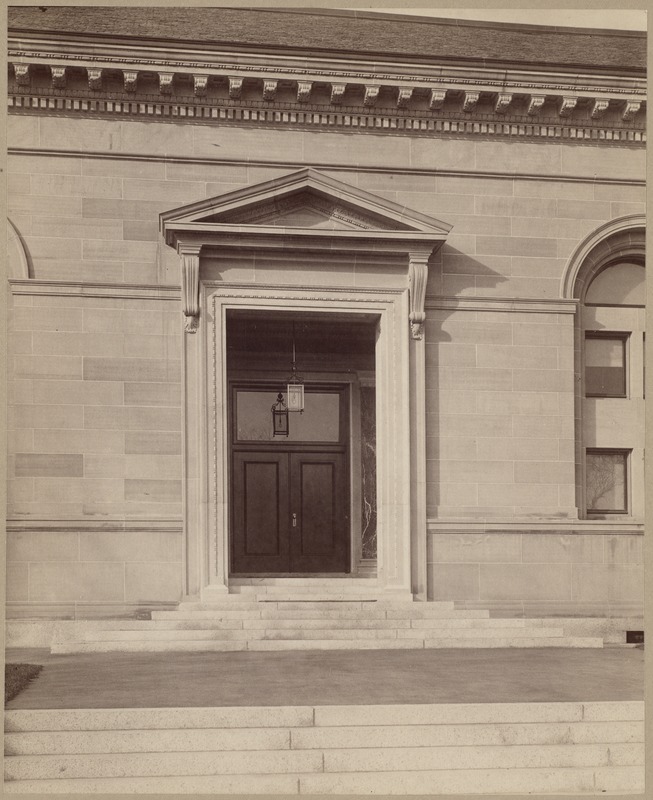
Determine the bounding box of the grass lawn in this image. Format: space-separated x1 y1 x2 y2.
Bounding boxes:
5 663 43 704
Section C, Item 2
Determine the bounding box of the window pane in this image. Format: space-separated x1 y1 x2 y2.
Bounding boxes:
585 262 645 306
585 336 626 396
236 390 340 442
586 451 627 513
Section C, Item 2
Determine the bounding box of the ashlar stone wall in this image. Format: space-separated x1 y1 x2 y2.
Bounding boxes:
6 112 645 617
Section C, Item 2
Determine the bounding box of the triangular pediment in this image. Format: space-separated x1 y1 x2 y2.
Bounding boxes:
160 168 452 242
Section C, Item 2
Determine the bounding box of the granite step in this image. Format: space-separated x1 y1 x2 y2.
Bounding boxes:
51 635 604 654
79 625 568 642
4 702 643 794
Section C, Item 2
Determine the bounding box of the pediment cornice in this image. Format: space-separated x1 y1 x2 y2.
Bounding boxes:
160 168 451 249
160 169 450 335
8 35 646 141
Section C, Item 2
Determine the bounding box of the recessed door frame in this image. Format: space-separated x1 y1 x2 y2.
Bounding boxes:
184 283 419 601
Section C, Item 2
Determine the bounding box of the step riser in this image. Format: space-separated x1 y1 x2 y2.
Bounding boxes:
229 578 376 585
5 743 643 780
153 607 486 619
5 768 643 794
86 617 543 631
7 702 642 731
52 636 603 654
81 626 566 642
6 720 642 755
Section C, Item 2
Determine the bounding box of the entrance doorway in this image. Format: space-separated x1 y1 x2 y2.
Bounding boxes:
226 311 377 576
231 385 350 573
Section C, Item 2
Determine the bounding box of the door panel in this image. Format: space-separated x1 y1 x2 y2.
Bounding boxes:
290 453 349 573
232 451 349 574
232 452 289 573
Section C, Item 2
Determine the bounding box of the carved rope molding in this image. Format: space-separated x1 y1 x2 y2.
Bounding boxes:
408 253 430 340
179 243 202 333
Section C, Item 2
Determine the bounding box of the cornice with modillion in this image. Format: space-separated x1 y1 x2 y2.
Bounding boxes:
8 57 645 127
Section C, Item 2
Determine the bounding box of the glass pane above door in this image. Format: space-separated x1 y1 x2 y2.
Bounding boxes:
235 389 340 442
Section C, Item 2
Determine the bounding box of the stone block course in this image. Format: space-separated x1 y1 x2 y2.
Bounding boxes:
123 382 181 407
29 562 126 603
82 157 165 179
9 153 82 175
571 565 644 603
79 532 181 563
14 454 83 478
124 562 183 602
124 479 182 501
33 430 124 454
10 404 83 430
83 358 181 383
480 563 573 602
476 235 557 257
521 534 604 564
125 431 181 455
7 531 80 562
30 174 123 198
31 216 124 240
9 194 83 217
477 483 560 508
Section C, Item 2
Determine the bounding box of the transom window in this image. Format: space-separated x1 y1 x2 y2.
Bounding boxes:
585 261 645 306
235 388 341 443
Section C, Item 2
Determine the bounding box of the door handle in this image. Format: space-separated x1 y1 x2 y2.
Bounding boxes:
292 513 297 528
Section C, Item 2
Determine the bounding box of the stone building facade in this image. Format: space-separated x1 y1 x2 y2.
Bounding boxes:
5 8 646 640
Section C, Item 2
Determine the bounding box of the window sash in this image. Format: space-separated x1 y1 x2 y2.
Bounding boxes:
584 333 628 398
585 449 629 514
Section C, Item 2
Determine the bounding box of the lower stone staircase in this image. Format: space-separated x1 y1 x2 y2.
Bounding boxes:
4 701 644 793
50 578 604 653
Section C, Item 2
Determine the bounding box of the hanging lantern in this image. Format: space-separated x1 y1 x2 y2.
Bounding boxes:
287 377 304 412
271 393 289 436
286 323 305 413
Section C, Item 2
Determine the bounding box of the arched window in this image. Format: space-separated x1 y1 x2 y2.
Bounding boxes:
584 261 645 306
580 254 645 518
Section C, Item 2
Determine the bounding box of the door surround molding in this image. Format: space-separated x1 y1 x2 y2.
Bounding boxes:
183 283 420 601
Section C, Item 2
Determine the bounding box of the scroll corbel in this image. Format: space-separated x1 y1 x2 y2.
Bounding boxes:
408 253 429 340
179 244 202 333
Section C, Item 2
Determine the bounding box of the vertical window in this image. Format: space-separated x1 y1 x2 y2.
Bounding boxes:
585 449 628 514
584 333 627 397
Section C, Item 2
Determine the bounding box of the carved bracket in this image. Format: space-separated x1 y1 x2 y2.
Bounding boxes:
123 71 138 92
297 81 312 102
495 93 512 113
559 96 578 117
14 64 31 85
263 80 278 101
364 85 380 106
194 75 208 96
623 100 642 121
408 253 430 340
228 77 243 99
527 94 545 115
179 244 202 333
397 87 413 107
159 72 174 94
591 98 610 118
429 89 447 110
87 68 103 91
330 83 346 104
51 66 67 89
462 91 479 113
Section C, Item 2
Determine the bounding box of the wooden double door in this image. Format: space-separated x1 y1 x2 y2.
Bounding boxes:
230 385 350 574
